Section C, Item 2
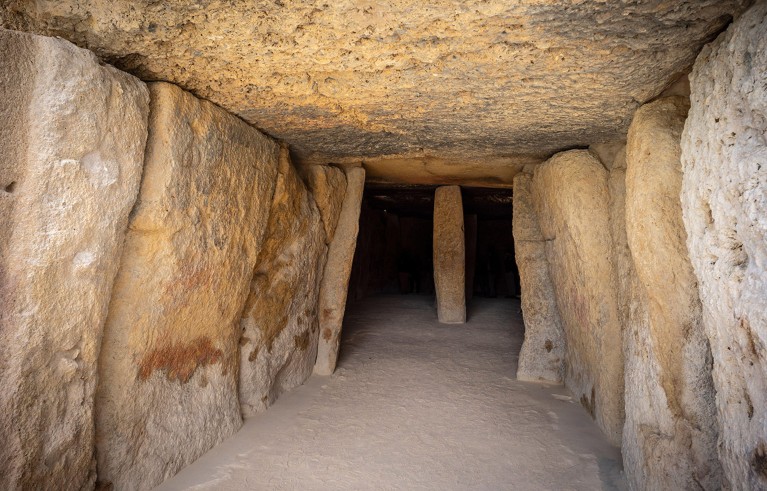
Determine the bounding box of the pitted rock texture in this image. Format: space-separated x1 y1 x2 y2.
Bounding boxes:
314 167 366 376
513 173 564 383
531 150 624 446
96 82 279 490
0 29 148 491
239 147 327 417
625 97 721 490
681 4 767 488
433 186 466 324
0 1 749 170
305 165 347 244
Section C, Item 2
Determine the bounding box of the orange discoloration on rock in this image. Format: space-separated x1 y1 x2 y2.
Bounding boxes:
322 328 333 341
138 337 223 383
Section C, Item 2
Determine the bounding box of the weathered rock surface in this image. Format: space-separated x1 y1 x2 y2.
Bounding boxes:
531 150 623 445
513 173 564 383
591 143 634 378
602 145 632 355
0 1 749 169
314 167 366 375
681 4 767 488
0 29 148 491
96 82 279 490
625 97 721 490
239 147 327 416
305 165 347 244
433 186 466 324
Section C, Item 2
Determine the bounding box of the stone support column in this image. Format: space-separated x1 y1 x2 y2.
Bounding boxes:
433 186 466 324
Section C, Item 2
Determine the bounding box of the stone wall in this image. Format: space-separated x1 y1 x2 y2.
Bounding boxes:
531 150 624 445
681 4 767 488
2 64 347 487
513 172 565 383
0 29 149 490
624 97 721 490
238 148 329 416
95 82 279 489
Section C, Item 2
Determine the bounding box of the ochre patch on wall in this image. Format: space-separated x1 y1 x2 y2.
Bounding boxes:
138 337 223 383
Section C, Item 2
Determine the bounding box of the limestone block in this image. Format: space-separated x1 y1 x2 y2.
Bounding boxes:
314 167 366 375
305 165 347 244
0 29 149 490
433 186 466 324
625 97 721 490
513 173 565 383
681 4 767 488
96 82 279 490
1 0 748 165
531 150 624 445
239 147 327 416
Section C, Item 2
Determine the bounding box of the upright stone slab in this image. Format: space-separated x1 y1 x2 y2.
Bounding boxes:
625 97 721 490
239 147 327 416
513 173 565 383
0 29 149 490
314 167 366 375
681 4 767 488
531 150 624 445
433 186 466 324
96 82 279 490
305 165 347 244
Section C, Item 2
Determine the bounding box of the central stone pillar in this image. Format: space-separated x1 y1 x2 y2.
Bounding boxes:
433 186 466 323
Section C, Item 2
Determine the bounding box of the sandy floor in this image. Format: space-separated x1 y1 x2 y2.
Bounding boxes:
156 295 626 490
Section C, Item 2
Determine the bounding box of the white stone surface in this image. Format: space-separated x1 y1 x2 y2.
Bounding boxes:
681 4 767 488
0 28 148 490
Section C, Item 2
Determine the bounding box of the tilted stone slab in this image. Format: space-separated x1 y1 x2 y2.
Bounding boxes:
433 186 466 324
95 82 279 490
681 4 767 488
314 167 366 376
0 29 149 490
625 97 721 490
239 147 327 416
513 173 565 383
531 150 624 445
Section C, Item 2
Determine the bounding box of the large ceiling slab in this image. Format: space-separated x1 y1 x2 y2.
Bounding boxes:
1 0 751 178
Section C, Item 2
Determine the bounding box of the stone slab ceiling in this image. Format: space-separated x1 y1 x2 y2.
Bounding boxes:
1 1 751 169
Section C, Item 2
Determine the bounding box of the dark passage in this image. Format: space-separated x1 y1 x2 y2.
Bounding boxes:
347 184 520 312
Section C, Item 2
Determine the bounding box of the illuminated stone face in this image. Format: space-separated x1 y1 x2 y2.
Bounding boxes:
0 0 749 173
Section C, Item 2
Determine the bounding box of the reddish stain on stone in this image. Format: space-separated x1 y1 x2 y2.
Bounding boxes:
322 327 333 340
138 336 223 383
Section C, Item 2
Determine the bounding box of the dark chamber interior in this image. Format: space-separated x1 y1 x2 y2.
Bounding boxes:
347 185 521 307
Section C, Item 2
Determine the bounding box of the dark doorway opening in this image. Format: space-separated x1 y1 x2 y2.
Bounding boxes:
346 184 519 315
